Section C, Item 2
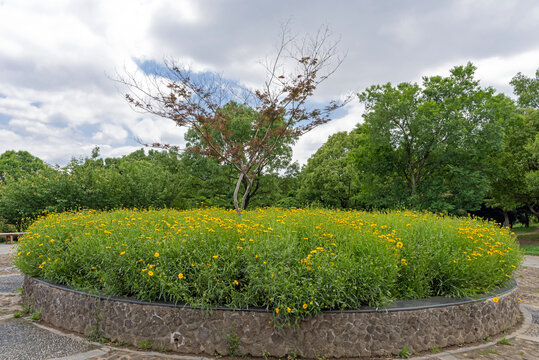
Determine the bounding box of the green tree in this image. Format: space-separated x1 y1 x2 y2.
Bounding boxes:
120 27 348 215
180 102 295 210
486 103 538 225
0 150 47 183
510 68 539 109
357 63 505 212
298 131 360 208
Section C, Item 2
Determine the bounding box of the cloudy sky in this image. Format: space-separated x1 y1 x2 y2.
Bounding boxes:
1 0 538 166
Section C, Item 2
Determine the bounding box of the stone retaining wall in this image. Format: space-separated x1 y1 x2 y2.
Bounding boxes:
23 276 520 358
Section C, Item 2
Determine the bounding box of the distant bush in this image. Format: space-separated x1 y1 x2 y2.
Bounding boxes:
0 217 16 233
15 208 521 319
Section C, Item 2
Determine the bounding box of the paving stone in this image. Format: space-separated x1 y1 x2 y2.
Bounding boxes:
0 319 98 360
0 274 23 293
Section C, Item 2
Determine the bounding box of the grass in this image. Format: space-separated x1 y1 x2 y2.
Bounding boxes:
520 245 539 256
14 208 522 320
511 224 538 234
496 337 512 345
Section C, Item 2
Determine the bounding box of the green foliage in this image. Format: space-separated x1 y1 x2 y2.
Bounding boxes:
298 132 360 208
135 339 154 350
0 217 16 233
486 103 538 223
398 346 410 358
496 338 512 346
30 309 41 321
520 245 539 256
15 208 521 321
0 150 47 184
355 63 506 213
0 149 185 228
510 69 539 109
225 326 241 356
13 312 22 318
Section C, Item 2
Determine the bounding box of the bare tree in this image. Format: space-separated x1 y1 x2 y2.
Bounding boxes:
118 26 349 216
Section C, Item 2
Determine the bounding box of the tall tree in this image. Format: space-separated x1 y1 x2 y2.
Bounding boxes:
0 150 47 183
298 131 360 208
119 27 348 215
510 68 539 109
357 63 505 212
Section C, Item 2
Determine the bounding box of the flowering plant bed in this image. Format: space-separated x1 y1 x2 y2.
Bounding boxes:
15 208 521 320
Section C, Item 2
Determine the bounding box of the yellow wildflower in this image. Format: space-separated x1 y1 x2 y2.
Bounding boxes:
178 273 184 279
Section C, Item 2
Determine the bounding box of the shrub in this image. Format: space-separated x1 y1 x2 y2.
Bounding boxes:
14 208 521 319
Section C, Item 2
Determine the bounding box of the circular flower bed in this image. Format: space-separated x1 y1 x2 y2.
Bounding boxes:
15 208 522 320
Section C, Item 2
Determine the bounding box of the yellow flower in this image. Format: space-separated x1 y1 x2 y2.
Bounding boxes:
401 258 407 265
213 255 218 259
302 303 308 309
148 270 154 276
287 307 291 313
154 252 159 257
275 308 279 314
120 251 126 255
396 242 403 249
518 298 522 302
492 297 499 303
178 273 184 279
234 280 239 285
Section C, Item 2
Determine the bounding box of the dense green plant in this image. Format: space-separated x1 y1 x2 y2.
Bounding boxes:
355 63 508 213
15 208 521 320
297 131 360 209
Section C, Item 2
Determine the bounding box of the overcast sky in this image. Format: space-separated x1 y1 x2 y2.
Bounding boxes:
1 0 538 166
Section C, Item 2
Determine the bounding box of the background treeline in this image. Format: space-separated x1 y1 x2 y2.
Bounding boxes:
0 64 537 230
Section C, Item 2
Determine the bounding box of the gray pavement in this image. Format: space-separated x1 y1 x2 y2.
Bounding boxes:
0 274 23 293
0 244 17 255
0 319 99 360
523 254 539 268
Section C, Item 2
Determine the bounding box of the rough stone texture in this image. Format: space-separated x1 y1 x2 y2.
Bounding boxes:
23 276 521 359
515 266 539 307
0 254 19 276
0 293 22 316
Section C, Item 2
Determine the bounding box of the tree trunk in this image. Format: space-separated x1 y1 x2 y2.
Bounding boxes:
528 203 539 219
233 172 245 216
503 210 510 228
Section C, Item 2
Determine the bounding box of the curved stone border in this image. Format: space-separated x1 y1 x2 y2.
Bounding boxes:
23 276 520 358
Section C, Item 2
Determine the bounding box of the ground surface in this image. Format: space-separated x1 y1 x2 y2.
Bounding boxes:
0 243 538 360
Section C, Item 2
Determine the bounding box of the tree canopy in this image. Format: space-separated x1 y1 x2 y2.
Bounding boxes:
120 27 348 215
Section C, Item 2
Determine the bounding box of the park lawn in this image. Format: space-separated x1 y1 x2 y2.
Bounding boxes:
520 245 539 256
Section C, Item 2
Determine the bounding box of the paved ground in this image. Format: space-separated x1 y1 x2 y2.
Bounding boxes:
0 243 537 359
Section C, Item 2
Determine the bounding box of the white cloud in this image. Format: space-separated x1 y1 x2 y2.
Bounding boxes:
418 47 539 96
0 0 538 167
292 102 364 166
